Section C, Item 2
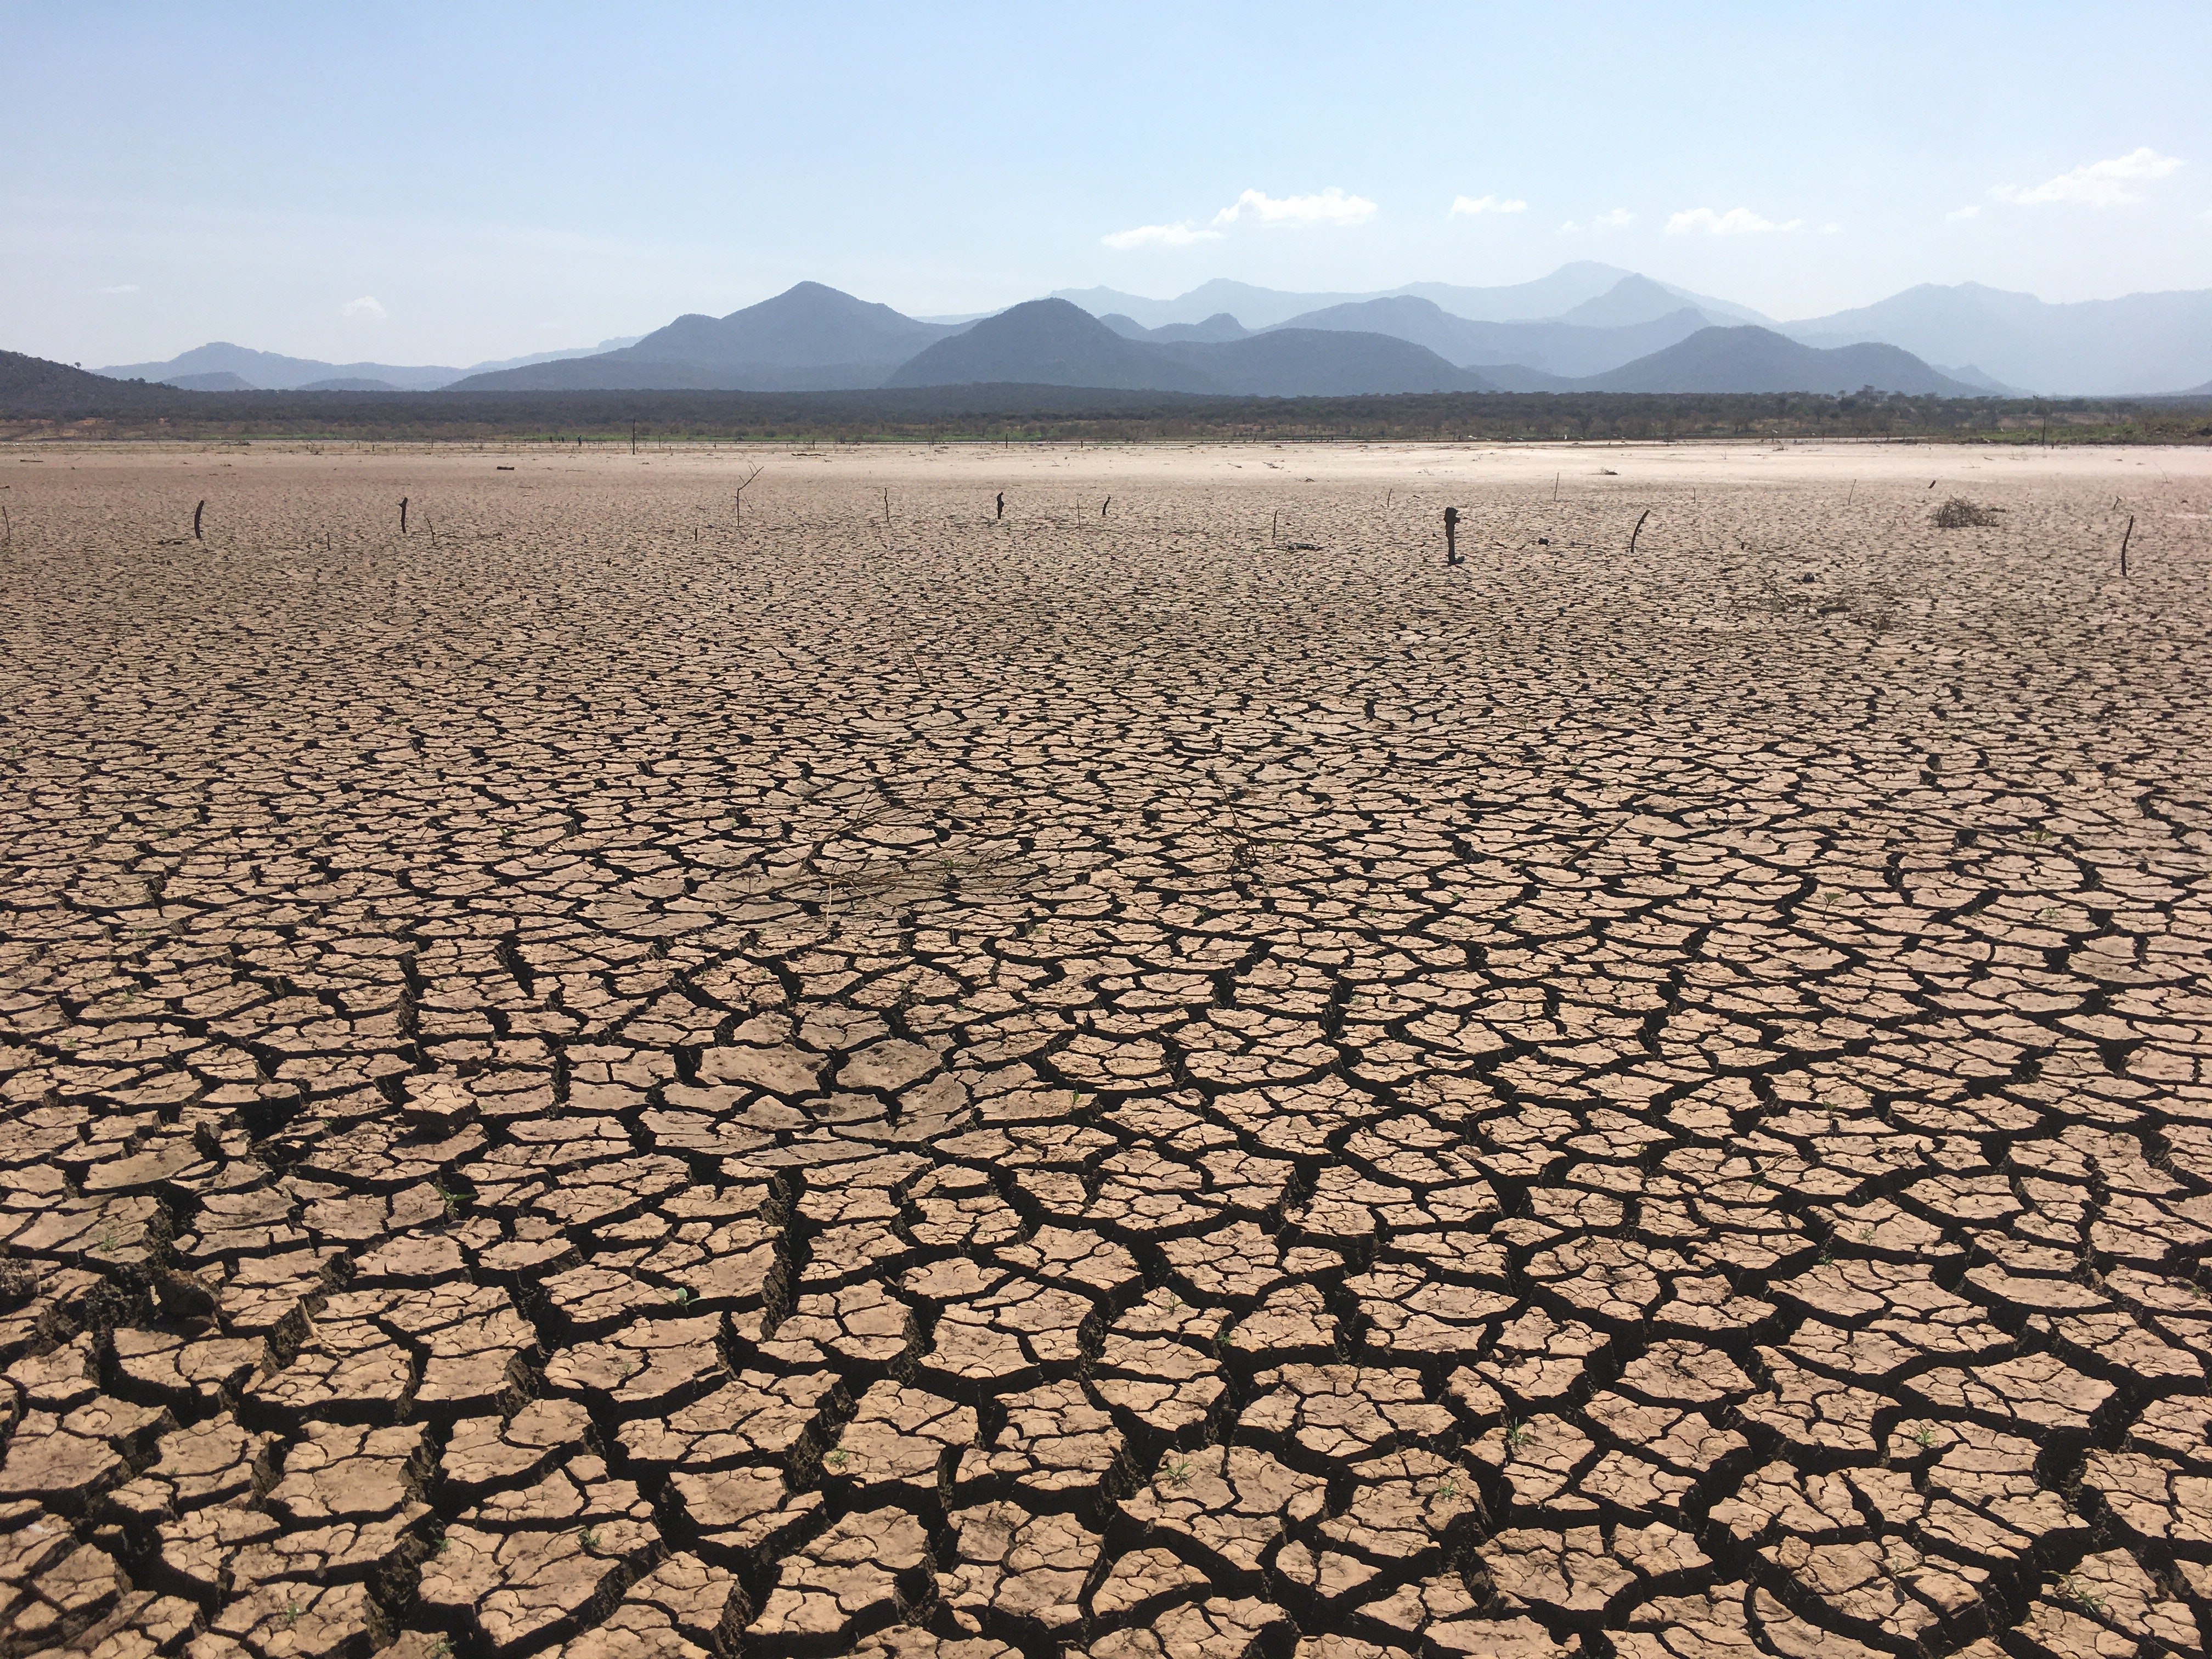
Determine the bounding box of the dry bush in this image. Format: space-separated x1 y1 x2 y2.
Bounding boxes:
1933 496 2001 529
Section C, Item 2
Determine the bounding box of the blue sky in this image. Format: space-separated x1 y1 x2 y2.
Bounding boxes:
7 1 2208 365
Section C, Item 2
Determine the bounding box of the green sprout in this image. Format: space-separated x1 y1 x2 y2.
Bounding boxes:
579 1526 601 1550
2056 1576 2108 1616
1504 1420 1531 1449
1436 1475 1461 1502
1165 1458 1194 1488
1911 1424 1936 1450
825 1448 849 1471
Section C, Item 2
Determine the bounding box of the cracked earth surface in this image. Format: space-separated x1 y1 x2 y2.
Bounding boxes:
2 442 2210 1659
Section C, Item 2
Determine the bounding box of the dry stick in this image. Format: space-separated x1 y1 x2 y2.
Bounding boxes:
2 504 10 544
1271 510 1278 548
2121 514 2135 577
1628 507 1650 556
1101 496 1110 518
400 498 409 537
193 500 205 541
733 463 764 528
1553 472 1561 502
1846 479 1855 507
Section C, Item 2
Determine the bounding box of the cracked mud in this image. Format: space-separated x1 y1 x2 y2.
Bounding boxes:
1 441 2209 1659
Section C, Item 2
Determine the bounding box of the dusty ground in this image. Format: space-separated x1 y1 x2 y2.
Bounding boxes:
2 439 2211 1659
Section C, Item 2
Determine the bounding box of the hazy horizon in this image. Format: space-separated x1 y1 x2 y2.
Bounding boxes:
6 1 2208 367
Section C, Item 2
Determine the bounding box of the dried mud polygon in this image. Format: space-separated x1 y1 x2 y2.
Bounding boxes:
1 444 2209 1659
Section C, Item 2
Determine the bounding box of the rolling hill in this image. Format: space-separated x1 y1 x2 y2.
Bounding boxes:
1784 281 2212 395
1266 294 1716 379
98 337 640 392
1053 265 1765 331
883 300 1491 396
452 283 966 391
1578 326 1978 394
1 351 193 414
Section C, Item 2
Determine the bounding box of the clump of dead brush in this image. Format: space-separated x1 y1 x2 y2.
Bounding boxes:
1932 496 2001 529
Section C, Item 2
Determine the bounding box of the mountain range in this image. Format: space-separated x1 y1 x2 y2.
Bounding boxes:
77 262 2212 402
96 335 644 392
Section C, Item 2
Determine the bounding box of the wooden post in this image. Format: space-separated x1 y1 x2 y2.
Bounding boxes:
1628 507 1650 555
1271 510 1278 548
1102 497 1110 517
193 500 205 541
1444 506 1459 566
2121 514 2134 576
996 492 1005 521
400 498 408 536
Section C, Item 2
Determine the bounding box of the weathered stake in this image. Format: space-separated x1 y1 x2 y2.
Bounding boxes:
1628 507 1650 556
400 498 409 536
995 492 1005 521
2121 514 2134 576
1444 506 1460 566
193 500 205 541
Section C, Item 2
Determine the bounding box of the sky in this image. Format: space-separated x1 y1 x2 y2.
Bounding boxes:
6 1 2209 369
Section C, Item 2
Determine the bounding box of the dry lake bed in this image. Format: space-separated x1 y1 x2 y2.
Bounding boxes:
2 438 2211 1659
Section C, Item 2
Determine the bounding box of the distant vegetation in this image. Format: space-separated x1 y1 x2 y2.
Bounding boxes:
3 355 2207 445
4 382 2212 449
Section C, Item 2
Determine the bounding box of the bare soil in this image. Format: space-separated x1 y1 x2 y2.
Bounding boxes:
3 439 2210 1659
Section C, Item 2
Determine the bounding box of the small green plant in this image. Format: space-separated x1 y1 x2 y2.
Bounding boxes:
670 1286 692 1307
94 1228 120 1251
1504 1420 1531 1450
436 1536 451 1556
2056 1576 2108 1616
1858 1225 1876 1242
825 1448 849 1470
429 1640 454 1659
1165 1458 1194 1487
1912 1424 1936 1450
1436 1475 1461 1502
578 1526 600 1550
283 1600 303 1627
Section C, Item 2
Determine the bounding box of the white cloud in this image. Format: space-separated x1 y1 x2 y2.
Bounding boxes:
1946 204 1982 221
94 283 139 294
1212 187 1376 229
1667 206 1802 235
1450 194 1527 217
1558 208 1633 236
1100 221 1223 250
1993 146 2182 207
342 295 387 319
